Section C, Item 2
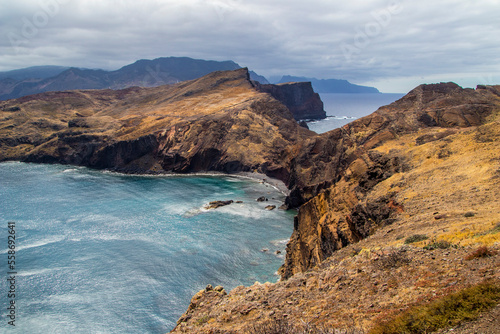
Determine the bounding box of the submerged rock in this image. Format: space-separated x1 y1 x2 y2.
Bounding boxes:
204 200 234 210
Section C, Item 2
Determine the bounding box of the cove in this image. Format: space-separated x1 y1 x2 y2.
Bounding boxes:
0 162 294 333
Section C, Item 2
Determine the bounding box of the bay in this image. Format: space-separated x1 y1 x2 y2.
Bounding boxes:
0 162 294 333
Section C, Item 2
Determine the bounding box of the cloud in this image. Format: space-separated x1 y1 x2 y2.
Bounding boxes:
0 0 499 92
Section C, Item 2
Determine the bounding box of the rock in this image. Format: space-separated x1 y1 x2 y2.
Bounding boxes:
261 248 269 252
257 196 268 202
214 286 227 295
298 120 309 129
204 200 234 210
265 205 276 210
205 284 213 292
256 81 326 120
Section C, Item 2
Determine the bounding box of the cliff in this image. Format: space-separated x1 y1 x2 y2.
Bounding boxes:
257 81 326 120
170 83 500 333
0 68 311 181
1 72 499 333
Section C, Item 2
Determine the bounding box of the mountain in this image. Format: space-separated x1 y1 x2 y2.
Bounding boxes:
277 75 380 93
0 57 269 100
1 70 499 333
0 65 70 81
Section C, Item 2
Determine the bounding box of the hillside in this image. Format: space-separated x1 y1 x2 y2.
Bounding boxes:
0 69 313 178
170 83 500 333
0 71 498 333
0 57 269 100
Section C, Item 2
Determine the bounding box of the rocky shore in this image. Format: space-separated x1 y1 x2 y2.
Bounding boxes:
1 69 499 333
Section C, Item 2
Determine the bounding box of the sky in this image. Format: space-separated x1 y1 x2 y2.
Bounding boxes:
0 0 499 93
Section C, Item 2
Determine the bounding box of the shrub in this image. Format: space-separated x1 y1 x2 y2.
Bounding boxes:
465 246 497 260
423 240 453 250
375 250 411 270
404 234 428 244
368 281 500 334
195 315 210 326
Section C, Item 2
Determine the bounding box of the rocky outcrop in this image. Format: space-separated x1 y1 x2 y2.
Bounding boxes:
257 81 326 120
280 82 500 278
0 68 313 179
204 200 234 210
170 83 500 333
1 69 500 333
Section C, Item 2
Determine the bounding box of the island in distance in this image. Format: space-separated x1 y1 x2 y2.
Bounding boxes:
274 75 380 94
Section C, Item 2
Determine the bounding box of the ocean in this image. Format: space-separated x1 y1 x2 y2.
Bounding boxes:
307 93 405 133
0 162 295 333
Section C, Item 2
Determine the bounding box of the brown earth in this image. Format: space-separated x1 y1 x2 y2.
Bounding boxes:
1 69 499 333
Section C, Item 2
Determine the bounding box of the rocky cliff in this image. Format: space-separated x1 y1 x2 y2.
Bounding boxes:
0 68 312 181
257 81 326 120
170 83 500 333
280 82 499 278
1 72 499 333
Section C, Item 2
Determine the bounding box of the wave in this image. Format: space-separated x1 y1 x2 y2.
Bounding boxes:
15 235 66 252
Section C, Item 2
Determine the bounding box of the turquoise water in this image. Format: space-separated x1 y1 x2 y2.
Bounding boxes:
0 162 294 333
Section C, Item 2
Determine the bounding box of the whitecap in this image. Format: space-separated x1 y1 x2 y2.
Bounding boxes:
270 238 290 247
17 268 56 277
16 235 66 252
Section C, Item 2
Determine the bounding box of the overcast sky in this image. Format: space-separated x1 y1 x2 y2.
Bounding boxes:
1 0 499 92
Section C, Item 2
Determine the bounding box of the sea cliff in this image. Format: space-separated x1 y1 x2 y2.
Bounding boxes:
1 70 499 333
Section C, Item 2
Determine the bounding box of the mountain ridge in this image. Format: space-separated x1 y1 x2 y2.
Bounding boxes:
0 57 270 100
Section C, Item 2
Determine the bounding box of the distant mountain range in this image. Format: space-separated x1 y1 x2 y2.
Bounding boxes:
0 57 380 100
0 57 269 100
276 76 380 94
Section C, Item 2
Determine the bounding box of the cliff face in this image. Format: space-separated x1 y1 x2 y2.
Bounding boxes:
1 72 499 333
257 81 326 120
170 84 500 333
0 69 313 183
280 82 499 278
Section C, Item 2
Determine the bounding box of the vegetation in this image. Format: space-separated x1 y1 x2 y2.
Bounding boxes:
465 246 497 260
375 249 411 270
195 315 210 326
423 240 454 250
369 281 500 334
404 234 428 244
